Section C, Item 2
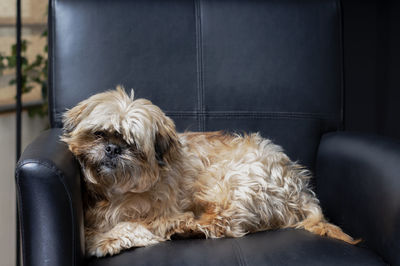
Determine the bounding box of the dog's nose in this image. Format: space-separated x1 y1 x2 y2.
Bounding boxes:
105 144 121 158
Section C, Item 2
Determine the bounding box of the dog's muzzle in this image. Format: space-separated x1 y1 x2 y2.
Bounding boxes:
105 143 122 158
100 160 117 169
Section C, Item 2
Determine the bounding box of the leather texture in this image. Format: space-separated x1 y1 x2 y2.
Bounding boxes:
316 132 400 266
15 0 397 265
88 229 385 266
48 0 343 170
15 129 85 266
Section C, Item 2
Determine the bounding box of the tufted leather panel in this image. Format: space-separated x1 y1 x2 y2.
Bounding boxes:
49 0 343 169
316 132 400 266
88 229 385 266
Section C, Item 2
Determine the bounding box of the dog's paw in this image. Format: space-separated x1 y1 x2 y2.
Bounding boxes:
87 237 125 258
86 225 164 257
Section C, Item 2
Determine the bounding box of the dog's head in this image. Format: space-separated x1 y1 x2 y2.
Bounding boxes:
61 86 179 194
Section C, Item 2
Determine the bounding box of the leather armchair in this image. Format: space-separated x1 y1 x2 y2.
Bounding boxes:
16 0 398 265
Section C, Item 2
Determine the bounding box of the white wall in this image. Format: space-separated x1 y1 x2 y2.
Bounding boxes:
0 111 47 266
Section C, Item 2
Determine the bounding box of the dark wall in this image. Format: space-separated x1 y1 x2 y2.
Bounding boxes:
342 0 400 139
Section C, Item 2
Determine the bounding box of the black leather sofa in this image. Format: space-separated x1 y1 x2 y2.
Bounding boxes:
15 0 400 265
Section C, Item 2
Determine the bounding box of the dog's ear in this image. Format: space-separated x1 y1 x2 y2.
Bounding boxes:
62 100 92 133
154 132 171 166
154 116 179 166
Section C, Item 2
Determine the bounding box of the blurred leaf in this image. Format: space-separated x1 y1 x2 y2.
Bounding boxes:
1 20 49 119
31 77 42 84
21 57 28 66
11 40 28 56
23 85 34 93
7 56 16 67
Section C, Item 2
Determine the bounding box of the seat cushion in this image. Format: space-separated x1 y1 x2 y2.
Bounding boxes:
87 229 385 266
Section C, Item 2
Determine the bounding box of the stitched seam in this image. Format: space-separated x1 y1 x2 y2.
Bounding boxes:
16 160 76 266
233 239 248 266
167 115 336 121
164 110 338 116
199 0 205 131
195 0 204 131
55 110 337 121
51 0 57 127
194 0 200 130
205 115 337 120
336 0 345 130
164 111 338 120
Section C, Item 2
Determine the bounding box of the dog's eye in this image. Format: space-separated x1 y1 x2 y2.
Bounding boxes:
94 131 105 138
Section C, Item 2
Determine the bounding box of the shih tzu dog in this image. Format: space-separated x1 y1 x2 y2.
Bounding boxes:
61 86 359 257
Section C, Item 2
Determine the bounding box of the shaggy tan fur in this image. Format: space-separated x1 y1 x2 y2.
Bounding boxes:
61 86 359 257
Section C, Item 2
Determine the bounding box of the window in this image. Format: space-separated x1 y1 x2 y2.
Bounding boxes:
0 0 47 113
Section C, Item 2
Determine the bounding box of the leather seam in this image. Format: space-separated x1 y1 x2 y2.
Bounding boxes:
205 115 337 120
163 112 338 120
195 0 205 131
51 0 57 127
336 0 345 130
233 239 248 266
16 160 76 266
54 110 337 122
199 0 205 131
163 111 338 117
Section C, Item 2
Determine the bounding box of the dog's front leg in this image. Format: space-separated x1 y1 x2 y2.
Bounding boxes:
86 222 164 257
149 212 198 238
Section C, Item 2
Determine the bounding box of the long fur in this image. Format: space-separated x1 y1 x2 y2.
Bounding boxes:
61 86 359 257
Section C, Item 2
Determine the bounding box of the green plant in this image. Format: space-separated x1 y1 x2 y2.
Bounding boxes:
0 28 48 117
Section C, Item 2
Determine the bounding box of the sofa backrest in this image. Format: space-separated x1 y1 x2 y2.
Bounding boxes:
49 0 343 169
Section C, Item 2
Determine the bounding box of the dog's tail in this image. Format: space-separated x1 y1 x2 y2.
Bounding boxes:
294 207 361 245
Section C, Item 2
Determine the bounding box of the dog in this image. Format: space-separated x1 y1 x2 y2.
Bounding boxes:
61 86 359 257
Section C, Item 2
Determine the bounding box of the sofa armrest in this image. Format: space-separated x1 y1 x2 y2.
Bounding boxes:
316 132 400 266
15 128 85 266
